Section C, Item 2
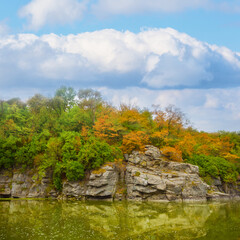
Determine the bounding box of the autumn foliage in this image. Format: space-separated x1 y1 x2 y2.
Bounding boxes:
161 146 183 162
0 87 240 187
121 131 149 154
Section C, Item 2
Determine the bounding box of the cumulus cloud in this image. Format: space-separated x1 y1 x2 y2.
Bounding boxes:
19 0 87 30
0 28 240 91
0 28 240 131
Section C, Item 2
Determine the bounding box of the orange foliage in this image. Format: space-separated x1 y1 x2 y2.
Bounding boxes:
194 133 234 157
121 131 149 154
81 126 89 140
151 129 169 147
223 153 240 163
94 109 123 144
119 104 152 132
153 105 188 135
177 132 197 158
154 110 167 130
161 146 183 162
94 115 120 143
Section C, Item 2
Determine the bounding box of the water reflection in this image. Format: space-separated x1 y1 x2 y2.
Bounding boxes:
0 200 240 240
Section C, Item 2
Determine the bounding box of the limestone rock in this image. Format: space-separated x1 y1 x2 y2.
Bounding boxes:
1 145 239 202
125 146 209 202
86 164 119 199
11 172 33 198
0 170 12 198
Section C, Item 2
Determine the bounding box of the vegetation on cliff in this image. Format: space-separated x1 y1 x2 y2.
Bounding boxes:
0 87 239 189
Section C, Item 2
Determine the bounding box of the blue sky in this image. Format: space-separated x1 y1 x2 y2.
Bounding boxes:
1 0 240 132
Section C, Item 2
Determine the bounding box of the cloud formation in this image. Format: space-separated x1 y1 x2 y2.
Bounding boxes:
0 28 240 131
19 0 87 30
1 28 240 89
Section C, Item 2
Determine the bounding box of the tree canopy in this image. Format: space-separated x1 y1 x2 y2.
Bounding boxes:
0 87 239 189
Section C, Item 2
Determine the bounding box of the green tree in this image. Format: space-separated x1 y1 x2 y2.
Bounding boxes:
78 89 103 124
55 86 76 110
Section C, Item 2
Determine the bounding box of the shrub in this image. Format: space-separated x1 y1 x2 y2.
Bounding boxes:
187 155 238 183
161 146 183 162
78 135 116 169
66 161 84 181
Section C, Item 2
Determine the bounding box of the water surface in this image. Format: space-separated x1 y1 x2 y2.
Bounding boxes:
0 200 240 240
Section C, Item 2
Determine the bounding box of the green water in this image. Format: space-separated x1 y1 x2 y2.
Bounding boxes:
0 200 240 240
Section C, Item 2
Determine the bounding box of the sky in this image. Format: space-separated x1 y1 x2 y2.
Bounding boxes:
0 0 240 132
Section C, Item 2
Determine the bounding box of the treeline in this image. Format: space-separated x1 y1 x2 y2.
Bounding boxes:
0 87 239 189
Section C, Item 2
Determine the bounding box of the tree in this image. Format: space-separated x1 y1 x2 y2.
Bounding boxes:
121 131 149 154
55 86 76 110
153 104 189 135
93 106 123 145
119 104 151 133
161 146 183 162
78 89 103 124
27 94 47 115
47 96 65 117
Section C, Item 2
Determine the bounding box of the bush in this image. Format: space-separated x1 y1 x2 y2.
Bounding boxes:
0 136 20 169
66 161 84 181
78 135 116 169
187 155 238 183
161 146 183 162
53 162 63 190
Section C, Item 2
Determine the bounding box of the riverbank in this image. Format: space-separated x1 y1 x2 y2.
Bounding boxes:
1 146 240 202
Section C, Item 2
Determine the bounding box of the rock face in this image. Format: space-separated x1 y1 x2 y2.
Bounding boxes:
0 171 12 198
0 169 57 198
62 164 119 200
0 145 239 201
126 145 209 201
206 177 240 200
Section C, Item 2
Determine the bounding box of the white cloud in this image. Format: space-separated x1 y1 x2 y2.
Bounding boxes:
204 94 219 108
0 28 240 91
19 0 87 30
0 27 240 132
40 28 240 89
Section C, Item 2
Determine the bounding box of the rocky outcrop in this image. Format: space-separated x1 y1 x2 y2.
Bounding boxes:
0 169 57 199
125 145 209 202
206 177 240 200
0 171 12 198
62 163 119 200
0 145 240 201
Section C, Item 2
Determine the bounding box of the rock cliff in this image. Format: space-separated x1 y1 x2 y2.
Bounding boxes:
0 145 239 201
125 145 209 201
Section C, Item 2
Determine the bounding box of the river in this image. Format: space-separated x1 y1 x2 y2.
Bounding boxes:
0 200 240 240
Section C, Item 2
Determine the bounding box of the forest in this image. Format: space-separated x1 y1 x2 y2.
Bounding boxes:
0 87 240 190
